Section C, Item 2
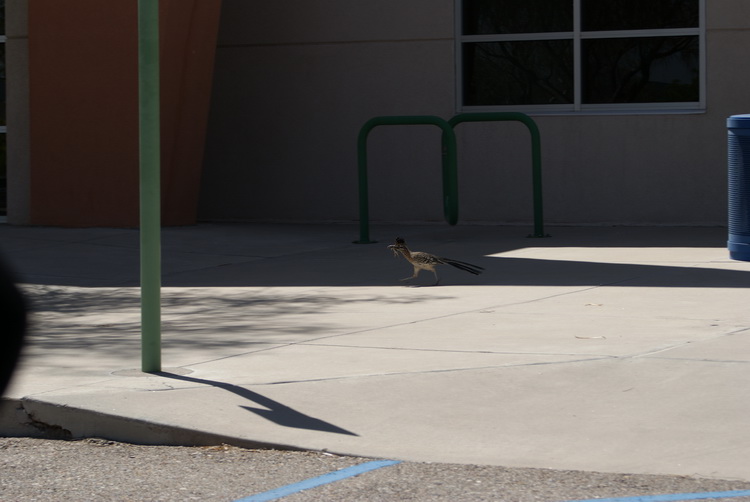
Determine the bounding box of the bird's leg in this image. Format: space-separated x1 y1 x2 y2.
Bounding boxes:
431 270 440 286
400 267 421 282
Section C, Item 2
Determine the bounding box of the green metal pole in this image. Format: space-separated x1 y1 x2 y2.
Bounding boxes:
355 118 376 244
525 118 546 238
138 0 162 373
439 126 458 226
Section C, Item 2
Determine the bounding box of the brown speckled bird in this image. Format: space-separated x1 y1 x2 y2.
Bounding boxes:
388 237 484 285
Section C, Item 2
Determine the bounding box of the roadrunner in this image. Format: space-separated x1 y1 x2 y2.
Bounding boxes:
388 237 484 285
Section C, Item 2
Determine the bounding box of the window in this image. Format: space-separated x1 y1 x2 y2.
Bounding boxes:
0 0 5 216
457 0 704 113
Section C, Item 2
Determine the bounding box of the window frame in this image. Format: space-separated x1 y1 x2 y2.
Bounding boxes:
455 0 706 115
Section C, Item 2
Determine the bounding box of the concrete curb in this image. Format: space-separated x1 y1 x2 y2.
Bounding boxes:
0 397 302 452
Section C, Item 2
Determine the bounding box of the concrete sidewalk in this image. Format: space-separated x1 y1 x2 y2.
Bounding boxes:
1 223 749 481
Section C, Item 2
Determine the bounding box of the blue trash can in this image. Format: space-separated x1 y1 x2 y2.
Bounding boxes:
727 114 750 261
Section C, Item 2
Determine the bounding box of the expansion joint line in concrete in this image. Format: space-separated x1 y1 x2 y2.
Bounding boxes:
187 282 626 369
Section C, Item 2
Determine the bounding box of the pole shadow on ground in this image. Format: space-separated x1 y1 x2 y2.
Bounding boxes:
155 371 358 436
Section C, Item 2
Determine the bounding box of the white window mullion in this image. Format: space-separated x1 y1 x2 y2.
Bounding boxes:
462 32 575 43
580 28 701 40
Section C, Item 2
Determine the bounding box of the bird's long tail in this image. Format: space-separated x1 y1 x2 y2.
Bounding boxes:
443 258 484 275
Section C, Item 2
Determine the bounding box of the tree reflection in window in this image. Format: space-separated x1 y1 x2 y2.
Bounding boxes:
583 36 699 104
463 40 573 106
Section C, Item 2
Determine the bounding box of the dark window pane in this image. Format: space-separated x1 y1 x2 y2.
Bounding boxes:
463 0 572 35
0 43 5 126
582 36 699 104
0 44 5 126
463 40 573 106
0 133 5 216
582 0 698 31
0 0 5 216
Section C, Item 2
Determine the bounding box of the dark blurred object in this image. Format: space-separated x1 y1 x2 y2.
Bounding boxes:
0 257 27 395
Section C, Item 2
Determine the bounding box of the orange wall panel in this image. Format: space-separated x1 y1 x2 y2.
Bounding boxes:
29 0 140 226
28 0 222 227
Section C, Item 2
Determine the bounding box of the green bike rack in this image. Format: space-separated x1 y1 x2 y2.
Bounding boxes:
448 112 547 238
356 116 458 244
356 112 546 243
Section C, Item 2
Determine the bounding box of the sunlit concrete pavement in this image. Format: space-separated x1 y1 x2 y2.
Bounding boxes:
1 223 749 481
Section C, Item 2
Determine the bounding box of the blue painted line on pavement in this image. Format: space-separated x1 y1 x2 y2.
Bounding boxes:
234 459 402 502
562 489 750 502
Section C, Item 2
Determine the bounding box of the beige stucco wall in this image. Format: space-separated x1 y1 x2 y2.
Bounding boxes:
198 0 750 225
